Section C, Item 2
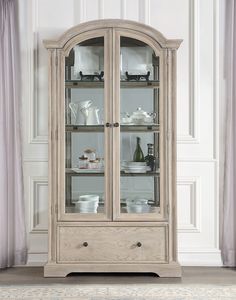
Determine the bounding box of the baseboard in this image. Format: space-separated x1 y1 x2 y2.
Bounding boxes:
27 253 48 266
179 249 222 266
26 250 222 267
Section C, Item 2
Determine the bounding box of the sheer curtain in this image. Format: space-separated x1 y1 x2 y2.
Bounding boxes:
0 0 27 267
221 0 236 266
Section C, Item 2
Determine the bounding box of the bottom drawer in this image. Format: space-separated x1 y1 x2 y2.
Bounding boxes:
58 226 168 263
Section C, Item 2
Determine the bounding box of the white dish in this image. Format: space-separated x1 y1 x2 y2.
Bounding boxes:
77 209 98 213
126 162 147 167
124 166 148 173
126 167 147 171
72 168 104 173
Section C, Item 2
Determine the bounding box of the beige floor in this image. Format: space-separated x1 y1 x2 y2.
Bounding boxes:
0 267 235 285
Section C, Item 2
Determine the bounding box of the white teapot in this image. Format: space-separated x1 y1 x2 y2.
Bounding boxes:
130 107 155 124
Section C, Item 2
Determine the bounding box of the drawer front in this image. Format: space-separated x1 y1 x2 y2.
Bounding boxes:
58 226 168 263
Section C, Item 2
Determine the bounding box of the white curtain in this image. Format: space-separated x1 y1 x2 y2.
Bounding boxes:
221 0 236 266
0 0 27 267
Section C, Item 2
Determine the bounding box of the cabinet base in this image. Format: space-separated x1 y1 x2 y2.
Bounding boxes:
44 262 181 278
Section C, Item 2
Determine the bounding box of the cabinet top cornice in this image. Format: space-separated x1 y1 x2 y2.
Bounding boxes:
43 19 182 50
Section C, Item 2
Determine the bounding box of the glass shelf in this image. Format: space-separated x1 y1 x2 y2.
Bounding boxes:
65 80 159 89
65 124 160 132
66 168 160 177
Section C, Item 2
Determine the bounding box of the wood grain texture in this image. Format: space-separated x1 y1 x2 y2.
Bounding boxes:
58 226 167 263
44 19 182 277
44 261 181 277
43 19 182 50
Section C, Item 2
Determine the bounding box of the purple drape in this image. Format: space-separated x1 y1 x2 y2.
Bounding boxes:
221 0 236 266
0 0 27 268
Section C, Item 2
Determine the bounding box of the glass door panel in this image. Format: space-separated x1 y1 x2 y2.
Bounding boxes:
118 36 161 218
64 36 110 218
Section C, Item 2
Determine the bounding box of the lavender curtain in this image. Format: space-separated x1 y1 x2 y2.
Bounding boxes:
221 0 236 266
0 0 27 268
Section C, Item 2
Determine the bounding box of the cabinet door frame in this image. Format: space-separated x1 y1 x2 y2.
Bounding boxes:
112 28 167 222
57 28 113 222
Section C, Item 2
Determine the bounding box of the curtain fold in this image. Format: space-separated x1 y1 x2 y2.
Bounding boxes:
0 0 27 268
221 0 236 266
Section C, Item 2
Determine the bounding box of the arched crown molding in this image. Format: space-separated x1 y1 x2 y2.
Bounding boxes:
43 19 182 50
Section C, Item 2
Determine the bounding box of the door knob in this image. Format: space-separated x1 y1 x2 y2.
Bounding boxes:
105 122 112 127
136 242 142 247
83 242 88 247
113 122 119 127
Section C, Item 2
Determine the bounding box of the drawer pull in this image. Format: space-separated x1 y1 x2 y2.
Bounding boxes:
137 242 142 247
83 242 88 247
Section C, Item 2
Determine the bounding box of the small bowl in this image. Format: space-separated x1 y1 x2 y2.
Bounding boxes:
79 194 99 202
126 198 148 205
127 203 150 213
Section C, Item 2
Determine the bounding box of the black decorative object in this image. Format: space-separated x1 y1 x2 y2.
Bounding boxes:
125 71 150 81
79 71 104 81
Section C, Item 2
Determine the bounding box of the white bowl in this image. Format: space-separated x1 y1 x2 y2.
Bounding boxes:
126 198 148 205
79 194 99 202
77 208 98 213
127 203 150 213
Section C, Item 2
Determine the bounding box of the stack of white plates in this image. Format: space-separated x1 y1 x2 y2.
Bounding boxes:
122 161 148 173
75 195 99 213
126 198 150 213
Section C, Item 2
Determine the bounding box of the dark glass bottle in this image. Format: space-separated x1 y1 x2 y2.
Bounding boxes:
133 137 145 162
145 143 156 171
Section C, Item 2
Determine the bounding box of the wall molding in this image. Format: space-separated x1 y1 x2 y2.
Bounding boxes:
99 0 105 19
28 0 48 144
177 177 201 233
178 0 200 143
29 177 48 234
138 0 150 24
213 0 220 251
120 0 127 19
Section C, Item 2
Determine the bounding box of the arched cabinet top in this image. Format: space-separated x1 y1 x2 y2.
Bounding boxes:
43 19 182 50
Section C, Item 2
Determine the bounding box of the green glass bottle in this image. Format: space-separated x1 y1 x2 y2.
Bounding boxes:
133 137 145 162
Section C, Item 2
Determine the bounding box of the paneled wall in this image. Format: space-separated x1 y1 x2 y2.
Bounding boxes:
19 0 221 266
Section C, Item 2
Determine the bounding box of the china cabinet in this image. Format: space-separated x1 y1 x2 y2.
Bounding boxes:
43 19 182 277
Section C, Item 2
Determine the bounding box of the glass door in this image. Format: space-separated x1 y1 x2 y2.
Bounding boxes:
113 32 164 220
60 30 112 221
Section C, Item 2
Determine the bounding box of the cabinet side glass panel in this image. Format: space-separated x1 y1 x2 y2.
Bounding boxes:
119 36 160 215
64 37 106 215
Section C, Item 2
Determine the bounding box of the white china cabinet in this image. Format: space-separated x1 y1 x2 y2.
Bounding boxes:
43 19 182 277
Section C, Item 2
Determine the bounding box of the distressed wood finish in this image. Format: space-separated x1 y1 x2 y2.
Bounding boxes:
58 226 167 263
44 19 182 277
43 19 182 50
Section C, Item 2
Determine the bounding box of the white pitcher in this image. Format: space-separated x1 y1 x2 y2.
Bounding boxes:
69 100 92 125
86 107 100 125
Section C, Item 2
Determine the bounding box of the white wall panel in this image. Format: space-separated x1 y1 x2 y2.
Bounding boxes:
102 0 121 18
20 0 221 266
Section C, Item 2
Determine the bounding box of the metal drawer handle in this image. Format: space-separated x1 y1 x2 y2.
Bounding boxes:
83 242 88 247
137 242 142 247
